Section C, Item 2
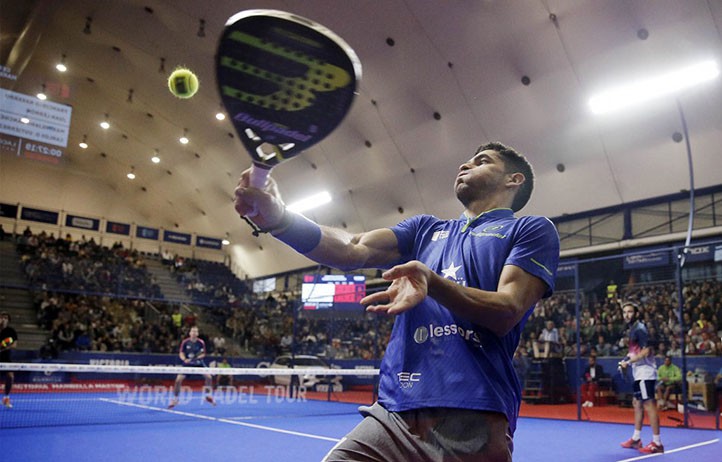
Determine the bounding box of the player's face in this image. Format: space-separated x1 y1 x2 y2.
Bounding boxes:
455 149 509 206
190 327 199 339
0 315 7 327
622 305 635 324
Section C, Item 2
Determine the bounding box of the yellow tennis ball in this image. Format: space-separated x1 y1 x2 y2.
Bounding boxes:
168 68 199 99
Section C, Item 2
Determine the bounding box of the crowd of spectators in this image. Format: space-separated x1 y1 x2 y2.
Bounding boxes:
36 292 180 356
521 279 722 360
16 227 161 299
6 229 722 363
219 291 393 360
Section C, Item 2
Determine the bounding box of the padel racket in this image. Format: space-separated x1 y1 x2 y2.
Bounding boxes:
216 10 362 193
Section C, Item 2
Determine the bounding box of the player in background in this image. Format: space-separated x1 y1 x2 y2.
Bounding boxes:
168 326 215 409
1 311 18 408
618 302 663 454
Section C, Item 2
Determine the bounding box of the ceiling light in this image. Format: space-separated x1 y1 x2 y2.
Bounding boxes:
151 149 160 163
37 84 47 100
56 54 67 72
589 60 720 114
79 134 88 149
127 166 136 180
83 16 92 34
287 191 332 213
20 117 30 124
100 113 110 129
222 239 230 246
179 128 189 144
215 103 226 120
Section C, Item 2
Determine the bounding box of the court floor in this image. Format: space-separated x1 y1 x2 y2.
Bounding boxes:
1 392 719 461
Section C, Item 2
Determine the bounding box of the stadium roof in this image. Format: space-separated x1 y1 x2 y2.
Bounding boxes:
1 0 721 278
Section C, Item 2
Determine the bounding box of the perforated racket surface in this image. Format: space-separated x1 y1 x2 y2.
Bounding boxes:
216 10 361 189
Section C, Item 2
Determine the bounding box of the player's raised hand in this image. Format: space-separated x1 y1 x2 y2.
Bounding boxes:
363 261 431 315
234 169 286 229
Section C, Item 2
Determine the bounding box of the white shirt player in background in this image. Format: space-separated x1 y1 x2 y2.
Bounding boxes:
618 302 663 454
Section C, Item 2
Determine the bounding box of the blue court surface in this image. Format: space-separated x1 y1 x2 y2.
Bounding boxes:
1 392 719 461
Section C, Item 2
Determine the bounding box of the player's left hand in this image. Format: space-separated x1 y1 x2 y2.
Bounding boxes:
362 260 430 315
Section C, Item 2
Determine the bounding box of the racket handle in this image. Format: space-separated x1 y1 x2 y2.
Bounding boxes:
249 164 271 189
246 164 272 218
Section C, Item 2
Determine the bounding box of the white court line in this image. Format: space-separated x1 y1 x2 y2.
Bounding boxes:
13 398 105 402
98 398 341 442
616 438 719 462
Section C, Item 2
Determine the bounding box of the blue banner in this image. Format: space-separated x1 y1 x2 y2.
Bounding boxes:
623 248 669 270
683 242 716 263
136 225 159 240
65 214 100 231
20 206 58 224
163 230 191 245
556 260 577 278
0 202 18 218
196 235 223 249
106 221 131 236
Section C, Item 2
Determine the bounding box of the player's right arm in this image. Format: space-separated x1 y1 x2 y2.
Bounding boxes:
178 340 187 362
234 173 401 269
305 227 401 271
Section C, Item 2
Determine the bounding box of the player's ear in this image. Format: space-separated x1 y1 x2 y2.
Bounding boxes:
506 172 525 187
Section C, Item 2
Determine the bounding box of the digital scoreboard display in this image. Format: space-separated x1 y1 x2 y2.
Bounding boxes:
301 274 366 311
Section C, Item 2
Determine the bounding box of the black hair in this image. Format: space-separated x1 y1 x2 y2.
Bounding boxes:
475 142 534 212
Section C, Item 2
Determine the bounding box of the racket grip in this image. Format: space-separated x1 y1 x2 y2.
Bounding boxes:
249 164 271 189
246 164 272 218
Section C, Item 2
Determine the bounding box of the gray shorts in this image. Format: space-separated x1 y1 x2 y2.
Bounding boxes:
322 402 513 462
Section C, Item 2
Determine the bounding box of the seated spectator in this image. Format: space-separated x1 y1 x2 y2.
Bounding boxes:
581 355 605 407
213 334 227 356
696 332 717 355
656 355 682 409
533 320 561 358
593 334 612 356
215 357 233 388
667 340 682 357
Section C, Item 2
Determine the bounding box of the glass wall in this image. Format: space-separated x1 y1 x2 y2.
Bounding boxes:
518 240 722 430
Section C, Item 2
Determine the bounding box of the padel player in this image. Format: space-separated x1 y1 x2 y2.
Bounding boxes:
168 326 215 408
1 311 18 409
235 142 560 461
618 302 663 454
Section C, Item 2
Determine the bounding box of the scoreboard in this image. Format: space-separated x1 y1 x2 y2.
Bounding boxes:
301 274 366 311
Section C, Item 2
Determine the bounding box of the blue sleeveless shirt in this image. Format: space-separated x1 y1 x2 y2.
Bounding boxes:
379 209 559 435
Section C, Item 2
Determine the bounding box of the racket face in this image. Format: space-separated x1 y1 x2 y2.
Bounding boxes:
217 10 361 168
